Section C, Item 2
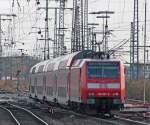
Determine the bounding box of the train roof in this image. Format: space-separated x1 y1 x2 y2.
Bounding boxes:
72 59 122 68
30 50 121 74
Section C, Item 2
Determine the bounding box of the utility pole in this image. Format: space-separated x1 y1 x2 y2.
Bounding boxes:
131 0 139 80
0 16 2 57
92 33 97 51
16 69 21 97
104 13 109 52
143 0 147 104
84 0 88 50
87 23 99 51
81 0 84 50
54 8 58 58
44 0 50 60
96 15 110 52
146 50 148 62
130 22 134 80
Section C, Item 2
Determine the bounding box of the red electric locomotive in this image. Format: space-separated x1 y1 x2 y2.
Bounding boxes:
29 50 125 114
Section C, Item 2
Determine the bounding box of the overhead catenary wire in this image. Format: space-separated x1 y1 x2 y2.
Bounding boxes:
0 0 149 62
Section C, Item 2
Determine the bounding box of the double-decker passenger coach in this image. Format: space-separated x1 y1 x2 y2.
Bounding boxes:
29 50 125 114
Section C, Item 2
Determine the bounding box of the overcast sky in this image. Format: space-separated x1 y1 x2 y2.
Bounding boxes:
0 0 149 62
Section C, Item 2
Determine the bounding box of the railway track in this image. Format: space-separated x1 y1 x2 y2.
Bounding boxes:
113 115 150 125
0 106 16 125
64 109 150 125
14 100 150 125
0 102 48 125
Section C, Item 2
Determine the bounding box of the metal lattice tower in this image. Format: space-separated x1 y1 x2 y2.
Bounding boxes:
84 0 88 50
130 22 134 79
71 0 84 52
92 33 97 51
131 0 139 79
53 8 58 58
88 27 97 51
0 14 16 57
71 0 77 52
57 0 65 56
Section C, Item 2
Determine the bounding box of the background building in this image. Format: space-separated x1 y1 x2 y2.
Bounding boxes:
125 63 150 79
0 56 40 80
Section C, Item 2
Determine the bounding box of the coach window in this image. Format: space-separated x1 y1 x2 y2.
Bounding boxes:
58 60 68 70
34 78 37 86
43 76 46 92
29 78 31 91
47 63 55 71
31 86 34 93
38 65 44 73
32 67 36 74
32 78 37 93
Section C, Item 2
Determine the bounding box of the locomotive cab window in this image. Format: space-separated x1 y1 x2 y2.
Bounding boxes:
87 62 120 79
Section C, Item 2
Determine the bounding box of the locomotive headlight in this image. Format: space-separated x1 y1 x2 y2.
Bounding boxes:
107 83 120 89
113 92 119 96
88 83 99 89
88 92 95 96
113 99 121 104
87 98 95 104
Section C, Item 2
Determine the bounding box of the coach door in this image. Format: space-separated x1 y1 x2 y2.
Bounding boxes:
34 77 37 97
43 75 46 99
57 60 69 104
70 68 81 102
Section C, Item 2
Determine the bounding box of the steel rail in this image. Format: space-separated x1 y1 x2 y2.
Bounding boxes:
43 105 149 125
50 107 119 124
0 105 21 125
7 103 49 125
114 115 150 125
8 100 149 125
